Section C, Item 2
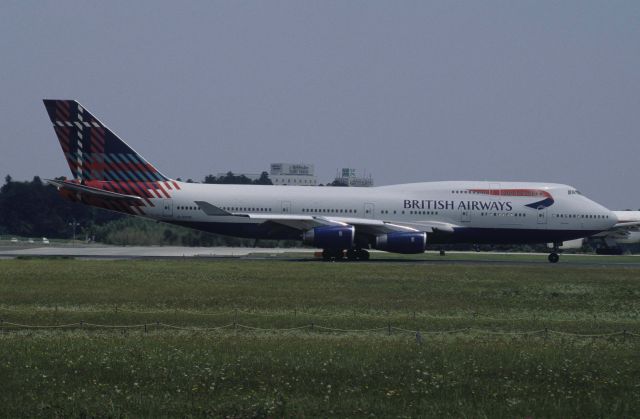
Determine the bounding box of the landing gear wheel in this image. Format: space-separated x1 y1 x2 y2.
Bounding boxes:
356 249 370 261
322 249 345 261
439 250 446 256
346 249 358 261
548 252 560 263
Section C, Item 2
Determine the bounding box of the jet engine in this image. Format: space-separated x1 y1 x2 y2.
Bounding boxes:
303 225 355 249
375 232 427 254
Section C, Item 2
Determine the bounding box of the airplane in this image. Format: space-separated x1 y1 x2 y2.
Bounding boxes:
42 99 634 263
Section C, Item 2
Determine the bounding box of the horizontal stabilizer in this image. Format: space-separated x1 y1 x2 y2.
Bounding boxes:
46 179 143 202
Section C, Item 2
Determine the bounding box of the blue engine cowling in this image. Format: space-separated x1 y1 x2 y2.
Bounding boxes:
302 225 355 249
375 232 427 254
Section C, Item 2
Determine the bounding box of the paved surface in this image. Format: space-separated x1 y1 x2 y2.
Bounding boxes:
1 245 639 267
0 245 317 259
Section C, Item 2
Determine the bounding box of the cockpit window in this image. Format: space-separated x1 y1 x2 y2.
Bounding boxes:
568 189 581 195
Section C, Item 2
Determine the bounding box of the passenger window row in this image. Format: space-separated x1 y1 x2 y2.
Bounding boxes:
479 212 526 217
555 214 608 219
222 207 272 212
302 208 357 214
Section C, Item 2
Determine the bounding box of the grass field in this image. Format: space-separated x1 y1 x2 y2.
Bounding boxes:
263 250 640 265
1 258 640 417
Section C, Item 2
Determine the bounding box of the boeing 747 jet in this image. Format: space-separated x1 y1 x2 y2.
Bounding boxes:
43 100 639 262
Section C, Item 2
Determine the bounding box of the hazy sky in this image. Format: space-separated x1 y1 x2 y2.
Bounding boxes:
1 1 639 208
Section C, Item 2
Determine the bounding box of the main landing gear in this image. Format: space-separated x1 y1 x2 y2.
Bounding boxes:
322 248 370 261
548 242 561 263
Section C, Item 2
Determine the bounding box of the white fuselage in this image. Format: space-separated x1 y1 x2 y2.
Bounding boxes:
143 180 616 245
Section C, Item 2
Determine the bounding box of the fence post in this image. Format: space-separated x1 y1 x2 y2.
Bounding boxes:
311 322 314 332
416 330 423 345
294 308 297 317
413 311 416 321
234 309 237 330
144 324 147 333
544 327 548 342
388 322 391 336
80 320 84 329
115 304 118 314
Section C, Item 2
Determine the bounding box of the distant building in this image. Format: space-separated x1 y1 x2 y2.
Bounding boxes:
215 172 261 181
215 163 318 185
270 163 317 186
334 168 374 187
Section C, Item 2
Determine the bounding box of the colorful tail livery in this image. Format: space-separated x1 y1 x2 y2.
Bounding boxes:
43 99 169 183
43 100 180 215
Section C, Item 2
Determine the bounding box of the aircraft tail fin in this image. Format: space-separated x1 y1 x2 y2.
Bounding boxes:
42 99 170 183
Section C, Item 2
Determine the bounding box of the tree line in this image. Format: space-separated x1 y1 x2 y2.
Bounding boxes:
0 173 294 247
0 171 345 245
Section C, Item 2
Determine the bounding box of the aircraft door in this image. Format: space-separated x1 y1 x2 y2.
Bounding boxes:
281 201 291 214
460 210 471 223
163 199 173 217
537 207 547 225
489 183 501 200
364 203 375 219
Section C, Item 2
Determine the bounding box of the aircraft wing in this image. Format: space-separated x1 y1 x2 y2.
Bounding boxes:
230 213 456 236
592 221 640 240
195 200 458 238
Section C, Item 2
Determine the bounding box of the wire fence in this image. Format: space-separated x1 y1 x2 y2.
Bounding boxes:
1 305 637 340
0 319 638 341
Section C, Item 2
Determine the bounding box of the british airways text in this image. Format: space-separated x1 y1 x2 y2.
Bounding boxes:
403 200 513 211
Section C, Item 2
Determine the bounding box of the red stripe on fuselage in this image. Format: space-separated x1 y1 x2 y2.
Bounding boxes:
126 182 154 205
154 182 171 199
469 189 552 198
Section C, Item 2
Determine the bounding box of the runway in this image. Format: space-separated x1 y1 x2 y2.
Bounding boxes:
0 245 317 259
1 244 640 267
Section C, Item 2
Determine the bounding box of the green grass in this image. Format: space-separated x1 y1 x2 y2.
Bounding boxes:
1 259 640 417
268 250 640 264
